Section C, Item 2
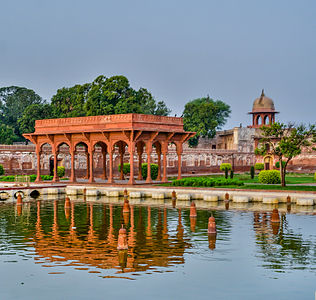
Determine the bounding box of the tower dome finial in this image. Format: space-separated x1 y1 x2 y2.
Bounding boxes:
261 89 265 97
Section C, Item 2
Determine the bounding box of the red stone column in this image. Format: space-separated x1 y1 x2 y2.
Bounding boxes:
156 144 162 181
146 142 152 183
101 148 107 180
108 147 114 184
128 142 136 185
176 143 183 180
52 150 59 182
35 148 42 183
137 143 143 180
86 152 90 179
88 148 94 183
162 143 168 183
119 143 125 180
70 148 75 182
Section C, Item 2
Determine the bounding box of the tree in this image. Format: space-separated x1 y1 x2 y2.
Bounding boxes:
255 122 316 187
0 86 43 138
18 103 53 134
183 96 231 147
0 124 18 144
51 83 90 118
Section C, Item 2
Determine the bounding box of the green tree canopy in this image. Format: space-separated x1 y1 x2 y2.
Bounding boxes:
18 103 53 134
255 122 316 186
0 86 43 138
0 124 18 144
183 96 231 147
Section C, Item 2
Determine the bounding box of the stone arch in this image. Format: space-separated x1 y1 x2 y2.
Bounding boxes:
264 155 273 170
256 115 262 126
74 142 89 179
263 115 269 125
93 141 108 179
113 141 129 180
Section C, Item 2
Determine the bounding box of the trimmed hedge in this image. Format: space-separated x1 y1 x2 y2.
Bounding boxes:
57 166 65 178
250 166 255 179
171 177 244 187
314 172 316 181
0 175 54 182
0 164 4 176
141 163 158 180
118 163 131 175
255 163 264 170
258 170 281 184
118 163 159 180
220 163 232 171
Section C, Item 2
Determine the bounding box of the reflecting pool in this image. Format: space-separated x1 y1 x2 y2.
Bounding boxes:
0 198 316 299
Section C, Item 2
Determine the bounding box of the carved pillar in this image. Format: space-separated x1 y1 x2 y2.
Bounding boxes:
88 148 94 183
146 142 152 183
52 149 59 182
107 146 114 184
128 142 136 185
119 143 125 180
70 147 75 182
162 143 168 183
86 152 90 179
137 143 143 180
156 143 162 181
176 143 183 180
101 148 107 180
35 148 42 182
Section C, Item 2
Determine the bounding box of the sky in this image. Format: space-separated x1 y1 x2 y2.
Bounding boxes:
0 0 315 129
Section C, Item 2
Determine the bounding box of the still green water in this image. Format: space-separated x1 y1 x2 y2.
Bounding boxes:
0 199 316 299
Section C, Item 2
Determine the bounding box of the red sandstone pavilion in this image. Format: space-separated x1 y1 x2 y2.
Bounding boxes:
23 114 195 184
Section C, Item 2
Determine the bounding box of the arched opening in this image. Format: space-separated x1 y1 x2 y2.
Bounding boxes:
93 142 108 180
256 115 262 126
56 142 70 179
30 190 40 199
264 115 269 125
136 141 145 180
264 156 272 170
113 141 128 181
74 142 89 180
40 143 53 177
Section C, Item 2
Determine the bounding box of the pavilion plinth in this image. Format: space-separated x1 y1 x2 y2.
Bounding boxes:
23 113 195 185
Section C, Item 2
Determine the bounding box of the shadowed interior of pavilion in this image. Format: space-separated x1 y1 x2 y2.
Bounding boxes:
23 114 195 185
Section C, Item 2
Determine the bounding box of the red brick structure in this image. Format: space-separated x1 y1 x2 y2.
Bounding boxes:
23 114 195 184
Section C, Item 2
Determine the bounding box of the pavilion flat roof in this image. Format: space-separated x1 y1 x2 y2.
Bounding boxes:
31 113 186 135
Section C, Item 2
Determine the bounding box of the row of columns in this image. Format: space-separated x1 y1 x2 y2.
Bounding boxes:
35 140 183 184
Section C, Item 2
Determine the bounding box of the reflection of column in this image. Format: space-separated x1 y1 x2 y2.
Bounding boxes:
35 201 43 239
163 208 168 239
137 143 143 180
128 206 135 247
146 206 152 237
52 200 58 238
35 149 42 182
177 209 184 241
146 142 152 183
52 150 59 182
108 204 114 245
88 203 95 241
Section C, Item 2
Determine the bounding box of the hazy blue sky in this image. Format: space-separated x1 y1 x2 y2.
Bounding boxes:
0 0 315 129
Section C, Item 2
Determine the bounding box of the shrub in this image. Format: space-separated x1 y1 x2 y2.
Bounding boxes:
57 166 65 178
250 166 255 179
275 161 286 169
171 176 244 187
118 163 130 175
230 170 234 179
255 163 264 170
258 170 281 184
314 172 316 181
220 163 232 179
0 164 4 176
142 163 158 180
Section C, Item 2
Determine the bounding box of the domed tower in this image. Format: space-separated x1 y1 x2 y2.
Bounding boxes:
249 89 278 128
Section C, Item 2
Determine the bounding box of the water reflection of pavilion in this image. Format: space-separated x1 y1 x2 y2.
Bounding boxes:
33 200 192 274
